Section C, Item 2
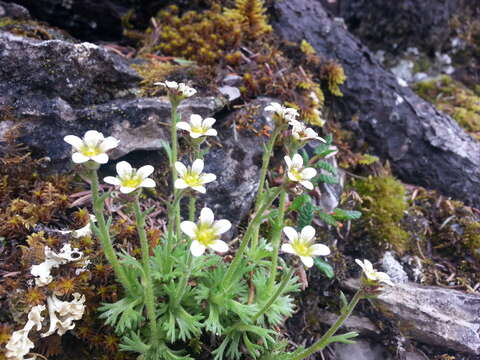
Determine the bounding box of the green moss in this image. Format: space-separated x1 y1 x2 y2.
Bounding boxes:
354 175 410 254
413 75 480 138
463 221 480 260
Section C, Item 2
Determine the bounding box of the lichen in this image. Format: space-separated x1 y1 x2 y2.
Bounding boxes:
353 175 410 254
413 75 480 138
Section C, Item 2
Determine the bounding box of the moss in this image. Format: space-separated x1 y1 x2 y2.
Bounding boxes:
413 75 480 138
462 221 480 260
353 175 410 254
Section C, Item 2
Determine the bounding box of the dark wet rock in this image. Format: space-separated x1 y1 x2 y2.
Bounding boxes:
324 0 459 55
272 0 480 208
0 1 30 19
345 279 480 355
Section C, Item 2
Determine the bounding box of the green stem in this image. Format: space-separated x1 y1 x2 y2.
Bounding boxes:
167 190 184 254
89 169 133 294
252 267 294 323
169 102 182 244
133 198 160 344
267 188 287 290
173 250 193 308
289 290 363 360
188 196 196 221
251 125 284 252
222 187 283 291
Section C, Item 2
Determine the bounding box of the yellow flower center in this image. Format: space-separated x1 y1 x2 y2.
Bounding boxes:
191 126 206 134
183 171 202 187
292 239 312 256
80 145 102 157
121 176 143 188
289 167 303 181
195 224 217 246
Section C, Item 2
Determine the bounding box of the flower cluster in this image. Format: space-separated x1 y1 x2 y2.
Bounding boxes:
155 80 197 101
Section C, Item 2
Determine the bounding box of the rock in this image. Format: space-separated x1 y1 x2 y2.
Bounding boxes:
334 339 392 360
218 86 241 102
0 31 140 107
316 310 379 336
272 0 480 208
0 1 30 19
200 98 275 238
381 251 409 284
344 279 480 355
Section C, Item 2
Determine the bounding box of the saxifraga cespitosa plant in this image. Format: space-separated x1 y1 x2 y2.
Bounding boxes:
63 81 394 360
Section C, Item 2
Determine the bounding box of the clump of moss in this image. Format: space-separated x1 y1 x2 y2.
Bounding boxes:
413 75 480 138
0 16 72 41
353 175 410 254
224 0 272 39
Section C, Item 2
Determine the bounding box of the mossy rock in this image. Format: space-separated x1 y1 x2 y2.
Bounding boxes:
413 75 480 139
353 175 410 254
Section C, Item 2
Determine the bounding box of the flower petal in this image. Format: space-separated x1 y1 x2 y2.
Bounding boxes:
191 185 206 193
281 243 295 254
205 129 217 137
104 176 121 185
64 135 83 150
209 240 228 253
300 256 314 268
92 153 109 164
191 159 204 174
116 161 132 177
71 152 89 163
137 165 154 179
175 162 187 176
140 178 156 188
300 226 316 242
99 136 119 151
301 167 317 180
213 219 231 235
176 122 192 131
199 207 215 225
180 221 197 238
355 259 366 272
200 173 216 184
174 179 188 189
202 117 216 128
189 132 203 139
190 114 203 127
190 240 206 257
363 259 374 273
120 186 136 194
84 130 103 147
292 154 304 167
300 180 314 190
284 156 292 168
282 226 299 243
310 244 331 256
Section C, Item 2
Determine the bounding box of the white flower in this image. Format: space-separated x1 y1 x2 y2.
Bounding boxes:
284 154 317 190
5 305 45 360
176 114 217 139
289 119 326 142
355 259 394 286
180 207 231 256
281 226 330 268
155 80 197 98
64 130 119 164
31 244 83 287
264 102 299 122
174 159 216 193
104 161 155 194
42 293 86 337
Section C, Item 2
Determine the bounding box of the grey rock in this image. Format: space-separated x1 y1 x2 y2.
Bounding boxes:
0 1 31 19
317 157 344 213
381 251 409 284
222 74 243 86
334 339 392 360
0 31 140 107
316 310 379 336
218 86 241 102
344 279 480 355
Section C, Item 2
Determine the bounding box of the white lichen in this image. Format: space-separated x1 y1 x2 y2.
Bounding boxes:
30 244 83 286
41 293 86 337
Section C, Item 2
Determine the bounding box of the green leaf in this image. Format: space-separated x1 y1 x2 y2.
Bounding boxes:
316 160 337 175
328 331 359 345
332 208 362 221
314 258 335 279
317 211 338 226
316 173 339 184
298 201 314 228
288 194 311 212
160 139 173 163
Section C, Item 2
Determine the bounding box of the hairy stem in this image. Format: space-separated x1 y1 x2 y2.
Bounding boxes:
222 187 283 291
173 250 193 308
290 290 363 360
133 198 160 344
267 188 287 290
252 267 295 323
89 169 133 294
251 125 284 251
